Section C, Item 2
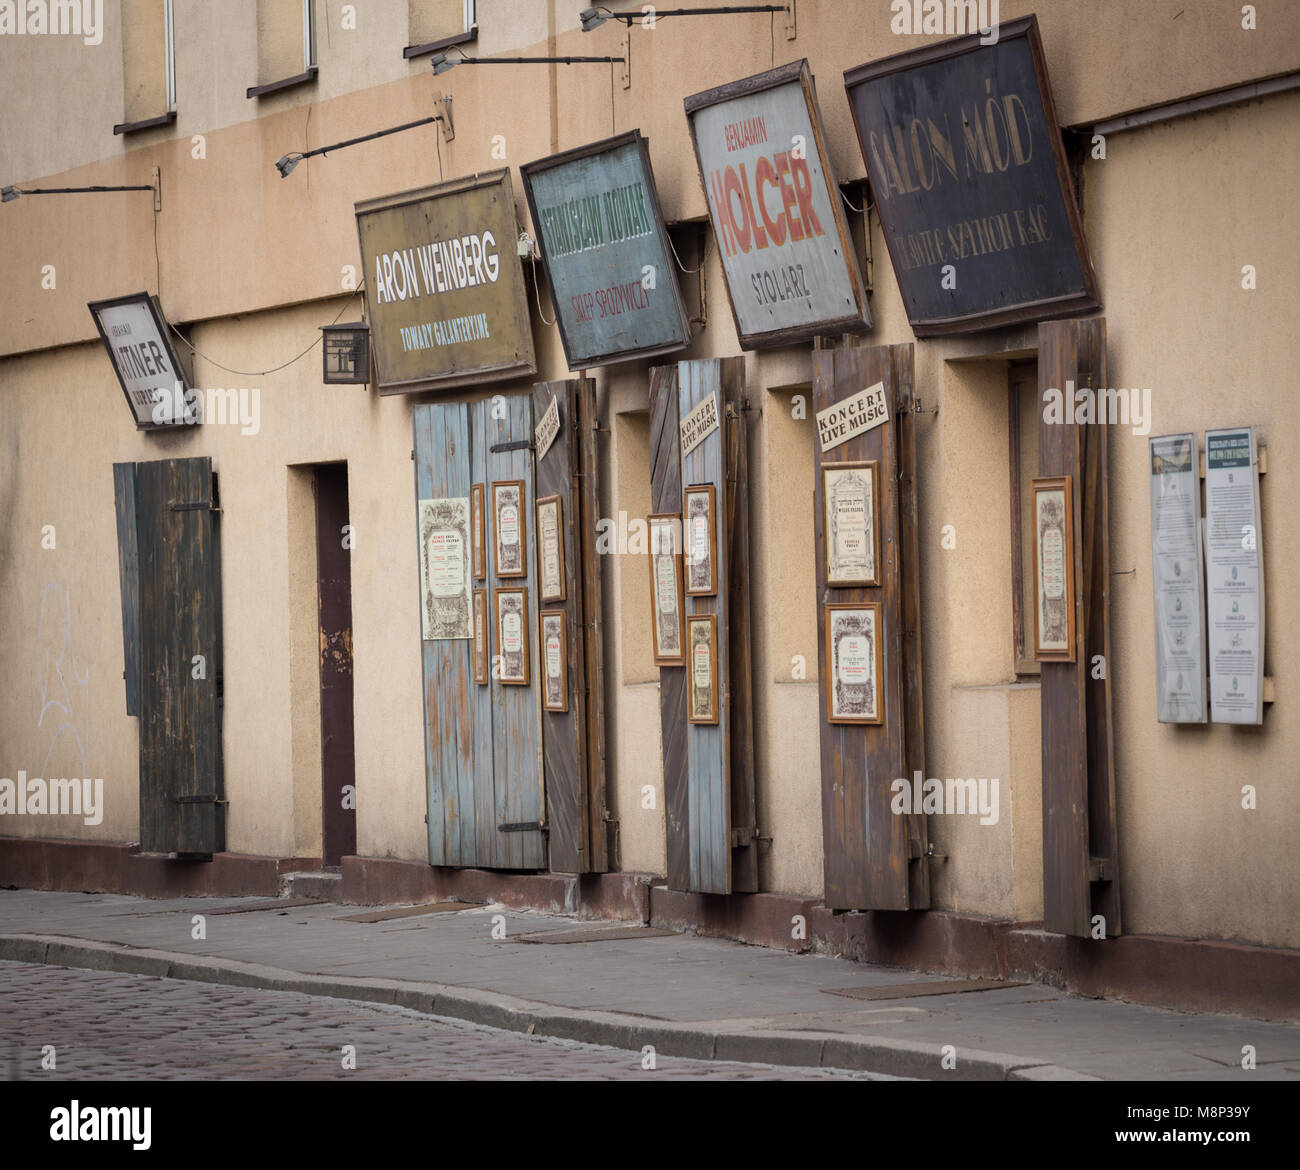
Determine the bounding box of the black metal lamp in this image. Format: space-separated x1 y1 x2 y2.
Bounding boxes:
321 321 370 385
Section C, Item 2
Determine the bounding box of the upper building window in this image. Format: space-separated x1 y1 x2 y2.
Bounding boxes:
248 0 318 99
405 0 477 59
114 0 177 134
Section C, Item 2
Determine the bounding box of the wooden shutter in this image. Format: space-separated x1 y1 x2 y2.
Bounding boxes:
812 342 928 910
125 457 225 857
1037 318 1120 938
413 397 546 871
532 379 608 873
648 358 757 895
112 462 142 717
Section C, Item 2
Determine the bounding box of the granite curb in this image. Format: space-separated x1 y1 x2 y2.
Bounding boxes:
0 933 1097 1080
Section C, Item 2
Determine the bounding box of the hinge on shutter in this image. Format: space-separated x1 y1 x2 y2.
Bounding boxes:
498 821 548 833
167 498 222 513
174 794 228 804
490 439 533 453
730 826 754 848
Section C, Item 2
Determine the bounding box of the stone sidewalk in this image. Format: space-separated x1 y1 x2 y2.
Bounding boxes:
2 888 1297 1080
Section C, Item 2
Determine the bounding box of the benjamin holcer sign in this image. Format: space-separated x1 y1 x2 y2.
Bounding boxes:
522 130 691 369
844 15 1100 336
355 169 536 394
685 59 872 349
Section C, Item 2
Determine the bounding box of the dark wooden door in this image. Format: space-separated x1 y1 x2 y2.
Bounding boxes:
114 457 225 857
315 463 356 867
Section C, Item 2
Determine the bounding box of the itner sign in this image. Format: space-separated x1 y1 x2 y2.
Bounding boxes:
685 59 871 349
355 169 536 394
844 15 1100 336
88 292 193 430
522 130 691 369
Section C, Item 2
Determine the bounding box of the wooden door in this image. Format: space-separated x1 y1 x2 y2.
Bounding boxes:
315 463 356 867
114 457 225 857
414 388 607 873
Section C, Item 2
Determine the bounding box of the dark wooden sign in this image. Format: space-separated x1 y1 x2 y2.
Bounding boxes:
844 16 1099 336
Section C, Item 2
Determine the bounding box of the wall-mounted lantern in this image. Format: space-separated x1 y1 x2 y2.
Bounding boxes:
321 321 370 385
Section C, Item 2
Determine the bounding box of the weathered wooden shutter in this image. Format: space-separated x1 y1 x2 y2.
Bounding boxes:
112 462 142 717
413 396 546 871
1037 318 1120 938
113 457 225 857
812 342 929 910
648 358 757 895
531 379 608 873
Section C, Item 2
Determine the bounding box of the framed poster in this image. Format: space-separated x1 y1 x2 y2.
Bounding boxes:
687 613 719 725
844 16 1100 336
470 483 486 579
521 130 692 369
536 494 566 603
540 609 568 713
648 514 686 666
495 587 530 685
354 168 537 394
418 496 473 641
823 461 880 588
1205 427 1264 724
1032 475 1076 661
684 484 718 597
1148 434 1206 723
825 603 883 724
492 480 526 579
88 292 194 431
684 60 872 348
472 588 489 685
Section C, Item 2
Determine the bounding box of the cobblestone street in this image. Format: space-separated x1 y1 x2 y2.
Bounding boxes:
1 961 882 1081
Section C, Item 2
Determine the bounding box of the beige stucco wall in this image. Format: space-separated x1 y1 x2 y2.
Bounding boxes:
1 2 1297 948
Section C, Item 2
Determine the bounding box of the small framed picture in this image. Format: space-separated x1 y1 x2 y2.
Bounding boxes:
536 494 566 603
495 586 530 685
470 483 486 579
823 461 880 588
686 613 719 725
1032 475 1076 662
493 480 526 579
825 603 883 724
648 514 685 666
684 483 718 597
472 588 489 685
540 609 568 713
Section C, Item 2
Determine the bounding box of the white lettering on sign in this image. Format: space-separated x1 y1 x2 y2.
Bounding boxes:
535 395 561 462
680 392 720 457
816 381 889 453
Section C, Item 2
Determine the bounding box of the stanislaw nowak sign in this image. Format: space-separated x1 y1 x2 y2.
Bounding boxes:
685 59 871 349
355 169 536 394
522 131 691 369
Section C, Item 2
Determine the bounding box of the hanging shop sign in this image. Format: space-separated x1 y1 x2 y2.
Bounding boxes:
522 130 692 369
1148 434 1207 723
88 292 194 430
685 59 871 349
1204 427 1265 725
355 169 536 394
844 16 1100 336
